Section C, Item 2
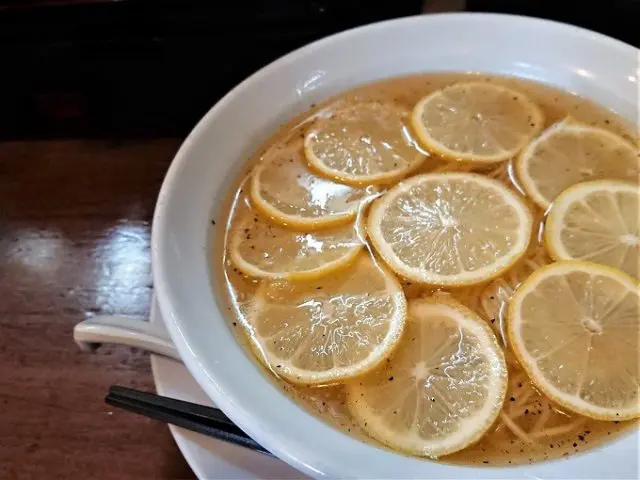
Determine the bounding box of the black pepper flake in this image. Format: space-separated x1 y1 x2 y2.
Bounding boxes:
388 376 394 381
482 461 489 464
491 318 496 324
549 444 554 448
524 409 529 414
509 396 516 402
517 382 522 388
614 421 620 424
573 442 577 447
211 219 216 225
232 322 237 326
578 435 585 441
316 287 323 290
585 430 591 434
322 402 326 406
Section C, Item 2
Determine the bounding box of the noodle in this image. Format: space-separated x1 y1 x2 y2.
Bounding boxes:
499 411 536 446
507 402 538 420
531 419 588 439
531 403 553 433
496 301 509 345
507 268 520 287
487 163 509 181
525 258 544 271
513 386 534 407
452 283 486 313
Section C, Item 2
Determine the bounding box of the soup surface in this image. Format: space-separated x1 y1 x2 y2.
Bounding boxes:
212 73 639 466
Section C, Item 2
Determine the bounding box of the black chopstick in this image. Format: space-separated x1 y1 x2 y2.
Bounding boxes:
105 386 272 456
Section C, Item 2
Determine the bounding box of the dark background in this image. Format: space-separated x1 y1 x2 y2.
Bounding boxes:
0 1 424 140
0 0 637 140
467 0 639 48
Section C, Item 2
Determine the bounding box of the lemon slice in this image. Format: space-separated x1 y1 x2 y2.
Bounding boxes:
228 211 363 280
304 102 425 185
251 140 376 229
508 261 640 420
246 254 406 384
411 82 544 164
517 119 640 208
367 173 533 286
545 180 639 278
347 297 507 457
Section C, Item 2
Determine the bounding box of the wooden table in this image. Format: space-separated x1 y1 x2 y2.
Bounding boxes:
0 139 194 479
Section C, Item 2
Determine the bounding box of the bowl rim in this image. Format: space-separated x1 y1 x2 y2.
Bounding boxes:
152 12 639 479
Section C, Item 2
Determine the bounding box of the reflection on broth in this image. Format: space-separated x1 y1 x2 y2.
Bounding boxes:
212 73 639 466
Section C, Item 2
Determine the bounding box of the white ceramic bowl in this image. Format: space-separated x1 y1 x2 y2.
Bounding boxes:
152 13 639 479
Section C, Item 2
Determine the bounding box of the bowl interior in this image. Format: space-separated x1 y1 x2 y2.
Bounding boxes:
152 13 639 479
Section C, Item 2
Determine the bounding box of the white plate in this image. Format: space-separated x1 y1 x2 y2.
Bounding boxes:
149 297 306 479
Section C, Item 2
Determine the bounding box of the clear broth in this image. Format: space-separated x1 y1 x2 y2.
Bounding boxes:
212 73 637 466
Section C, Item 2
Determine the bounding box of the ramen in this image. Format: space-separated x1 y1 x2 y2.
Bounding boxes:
212 73 639 466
